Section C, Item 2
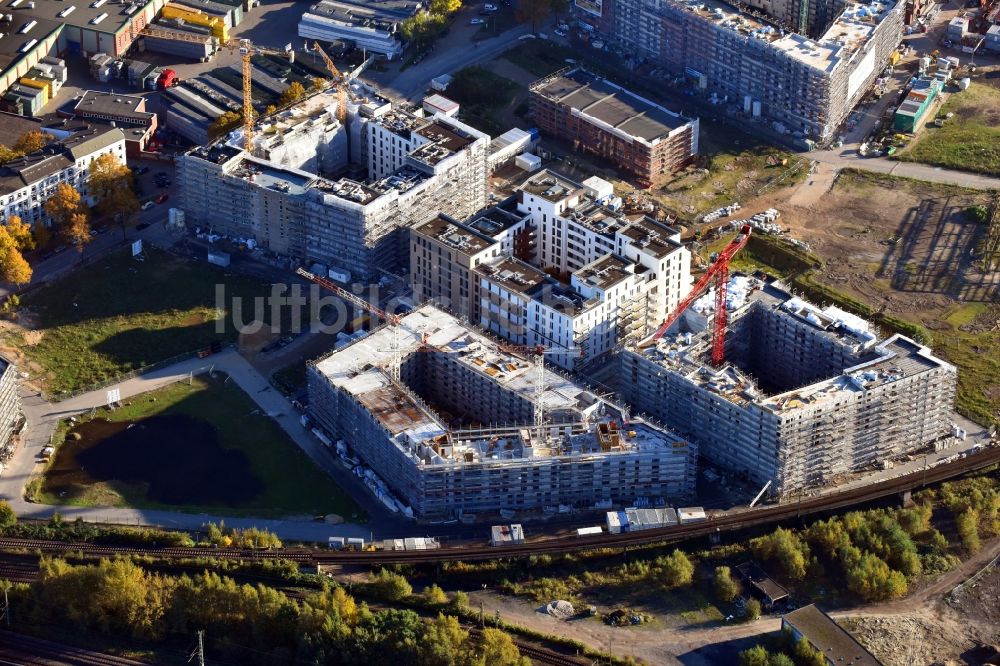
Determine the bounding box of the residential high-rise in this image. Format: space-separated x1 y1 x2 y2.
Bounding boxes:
576 0 903 144
620 277 956 494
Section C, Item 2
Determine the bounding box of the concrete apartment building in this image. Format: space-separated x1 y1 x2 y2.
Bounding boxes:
580 0 903 143
620 278 956 494
530 69 699 187
178 90 489 281
298 0 423 60
0 125 126 226
0 355 23 452
410 169 691 368
308 305 697 519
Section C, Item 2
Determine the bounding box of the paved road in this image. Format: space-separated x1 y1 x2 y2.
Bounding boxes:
366 20 536 102
809 144 1000 190
0 349 406 543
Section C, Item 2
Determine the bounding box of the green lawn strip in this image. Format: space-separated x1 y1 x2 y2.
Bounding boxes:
36 374 365 520
894 82 1000 176
9 248 295 395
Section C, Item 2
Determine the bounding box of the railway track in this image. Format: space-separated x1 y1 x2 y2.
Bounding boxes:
0 630 147 666
313 446 1000 564
0 448 995 568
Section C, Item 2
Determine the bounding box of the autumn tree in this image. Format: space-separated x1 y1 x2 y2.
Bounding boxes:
44 182 83 226
751 527 810 580
370 568 412 601
744 597 762 621
713 565 740 603
430 0 462 14
419 613 476 666
280 81 307 106
478 627 530 666
738 645 770 666
14 130 52 155
5 216 34 252
0 225 32 285
423 583 449 605
517 0 552 31
88 153 139 237
32 223 52 250
661 548 695 589
208 110 243 139
0 499 15 528
845 553 907 601
310 78 328 92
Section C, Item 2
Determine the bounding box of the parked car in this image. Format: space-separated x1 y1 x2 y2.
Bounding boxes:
554 28 567 37
141 201 155 211
471 17 486 24
136 222 151 231
484 3 498 9
154 193 169 204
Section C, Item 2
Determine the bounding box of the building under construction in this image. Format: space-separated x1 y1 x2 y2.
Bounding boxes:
620 278 956 494
178 87 489 281
308 305 697 520
580 0 903 144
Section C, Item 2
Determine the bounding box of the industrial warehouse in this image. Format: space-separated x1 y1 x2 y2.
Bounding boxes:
307 305 697 520
580 0 904 143
620 277 957 494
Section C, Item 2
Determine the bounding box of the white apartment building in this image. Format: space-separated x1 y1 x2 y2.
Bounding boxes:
516 170 691 335
0 126 126 225
410 171 692 370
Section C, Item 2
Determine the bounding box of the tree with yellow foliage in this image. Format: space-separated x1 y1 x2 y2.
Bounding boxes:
279 81 307 106
0 224 32 285
44 183 92 251
88 153 139 237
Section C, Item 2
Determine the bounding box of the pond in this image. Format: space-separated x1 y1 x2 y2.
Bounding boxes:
45 413 264 506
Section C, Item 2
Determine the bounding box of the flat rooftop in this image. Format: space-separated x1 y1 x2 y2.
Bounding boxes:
465 200 528 238
783 605 882 666
230 157 313 196
477 256 549 296
574 254 633 291
519 169 588 204
74 90 153 123
303 0 420 27
532 69 693 145
413 214 496 255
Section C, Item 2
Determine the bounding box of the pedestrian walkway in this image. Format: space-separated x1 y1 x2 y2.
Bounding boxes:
0 350 401 543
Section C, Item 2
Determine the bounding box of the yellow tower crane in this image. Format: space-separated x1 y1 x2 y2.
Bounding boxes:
313 41 347 123
238 38 253 152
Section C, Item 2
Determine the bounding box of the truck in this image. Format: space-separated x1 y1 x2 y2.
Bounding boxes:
156 68 178 90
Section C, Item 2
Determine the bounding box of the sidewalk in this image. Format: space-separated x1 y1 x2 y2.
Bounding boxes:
0 350 401 543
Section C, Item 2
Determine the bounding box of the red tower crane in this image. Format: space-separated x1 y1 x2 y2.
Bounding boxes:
296 267 405 381
642 225 752 367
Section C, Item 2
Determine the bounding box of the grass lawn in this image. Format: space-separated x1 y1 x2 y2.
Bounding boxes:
271 360 308 396
2 248 293 396
501 40 577 77
648 126 805 218
896 82 1000 176
34 374 365 520
446 66 521 136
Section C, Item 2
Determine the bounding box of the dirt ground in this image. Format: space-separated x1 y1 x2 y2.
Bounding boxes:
458 538 1000 665
754 169 998 313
